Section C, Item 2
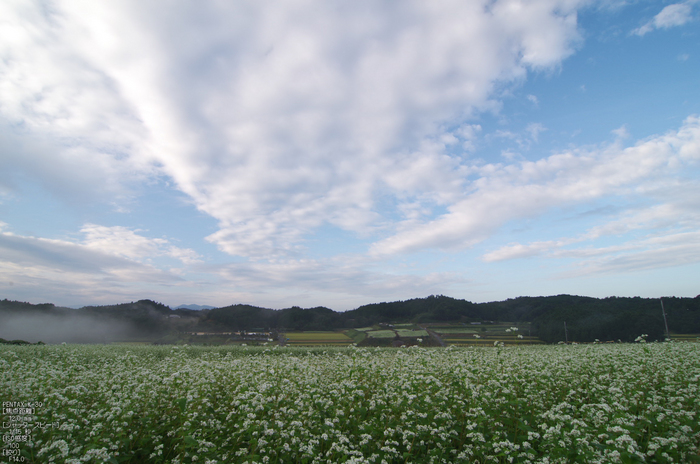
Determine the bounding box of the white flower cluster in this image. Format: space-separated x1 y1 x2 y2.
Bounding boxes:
2 342 699 463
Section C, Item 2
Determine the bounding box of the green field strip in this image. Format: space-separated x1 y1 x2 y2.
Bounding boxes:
282 332 354 345
442 334 531 340
283 341 354 345
395 329 429 337
433 328 480 334
668 334 700 342
284 331 351 338
284 339 354 343
442 337 531 341
365 330 399 338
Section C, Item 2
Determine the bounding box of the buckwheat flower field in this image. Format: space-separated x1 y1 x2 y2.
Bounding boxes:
2 343 699 463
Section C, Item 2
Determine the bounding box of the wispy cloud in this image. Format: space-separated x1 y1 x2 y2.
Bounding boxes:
482 198 700 280
633 1 697 36
565 231 700 276
209 258 467 306
81 224 201 265
372 116 700 256
526 123 546 143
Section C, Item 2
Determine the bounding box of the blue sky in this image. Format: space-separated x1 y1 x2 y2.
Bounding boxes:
1 0 699 310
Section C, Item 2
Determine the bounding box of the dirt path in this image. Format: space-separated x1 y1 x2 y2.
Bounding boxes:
424 327 446 347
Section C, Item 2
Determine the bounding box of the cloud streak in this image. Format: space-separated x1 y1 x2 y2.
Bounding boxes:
373 116 700 255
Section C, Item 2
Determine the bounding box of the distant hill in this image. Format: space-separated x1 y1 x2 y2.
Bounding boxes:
175 304 216 310
1 295 699 344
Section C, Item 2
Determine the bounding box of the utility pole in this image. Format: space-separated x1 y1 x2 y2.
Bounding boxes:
564 321 569 344
660 298 670 340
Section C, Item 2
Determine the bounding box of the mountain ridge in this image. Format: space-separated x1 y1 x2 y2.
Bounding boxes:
175 304 216 311
2 294 699 344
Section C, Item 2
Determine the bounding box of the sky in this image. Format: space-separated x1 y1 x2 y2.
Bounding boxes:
1 0 699 311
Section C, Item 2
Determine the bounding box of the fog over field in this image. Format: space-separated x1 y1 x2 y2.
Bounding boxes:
0 312 136 344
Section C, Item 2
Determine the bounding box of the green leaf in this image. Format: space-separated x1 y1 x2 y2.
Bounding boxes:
176 398 187 413
184 435 198 447
517 418 534 432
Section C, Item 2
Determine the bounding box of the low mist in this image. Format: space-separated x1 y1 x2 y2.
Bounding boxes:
0 312 139 344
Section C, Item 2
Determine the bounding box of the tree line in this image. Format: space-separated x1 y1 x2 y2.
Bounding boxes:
2 294 699 343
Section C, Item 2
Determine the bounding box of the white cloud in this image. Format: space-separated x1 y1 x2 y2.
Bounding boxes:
633 2 696 36
456 124 483 152
0 224 199 280
0 222 462 309
526 122 546 142
482 240 563 262
501 149 522 161
489 124 545 152
652 2 695 28
0 224 207 305
565 231 700 275
611 124 630 140
481 196 700 281
0 2 155 202
0 0 587 260
81 224 202 264
0 231 179 298
81 224 168 260
484 228 700 277
371 116 700 256
210 258 466 306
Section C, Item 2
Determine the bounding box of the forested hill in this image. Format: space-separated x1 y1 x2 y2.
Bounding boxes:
2 294 699 343
342 294 700 342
